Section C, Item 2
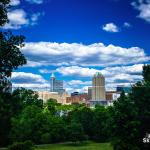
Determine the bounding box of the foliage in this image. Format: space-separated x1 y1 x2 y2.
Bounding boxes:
0 92 13 146
0 0 10 26
10 105 66 144
12 88 43 109
67 106 94 139
92 105 110 142
44 98 59 115
109 91 140 150
8 141 34 150
0 2 27 146
0 31 26 77
66 121 88 142
109 65 150 150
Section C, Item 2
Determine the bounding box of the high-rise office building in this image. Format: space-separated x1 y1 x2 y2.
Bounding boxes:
92 72 106 100
50 73 65 94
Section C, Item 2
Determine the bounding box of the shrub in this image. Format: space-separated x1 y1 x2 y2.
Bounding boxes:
8 141 34 150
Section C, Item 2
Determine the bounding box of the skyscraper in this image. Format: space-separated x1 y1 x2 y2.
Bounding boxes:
50 73 64 94
92 72 106 100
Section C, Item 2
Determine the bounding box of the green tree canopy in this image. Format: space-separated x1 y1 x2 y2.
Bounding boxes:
109 65 150 150
0 0 10 26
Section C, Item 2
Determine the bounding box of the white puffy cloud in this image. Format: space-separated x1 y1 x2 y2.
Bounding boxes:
12 72 48 84
2 9 43 29
56 64 143 85
12 72 49 90
68 80 91 86
56 66 100 77
63 80 91 93
132 0 150 23
56 64 143 77
10 0 20 6
3 9 29 29
102 23 119 32
22 42 149 67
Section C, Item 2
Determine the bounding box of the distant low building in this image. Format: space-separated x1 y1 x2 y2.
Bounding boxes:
66 93 88 104
88 87 92 100
37 91 70 104
71 92 80 96
105 91 120 106
106 91 120 101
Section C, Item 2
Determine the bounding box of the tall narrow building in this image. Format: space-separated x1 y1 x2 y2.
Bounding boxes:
92 72 106 100
50 73 55 92
50 73 64 94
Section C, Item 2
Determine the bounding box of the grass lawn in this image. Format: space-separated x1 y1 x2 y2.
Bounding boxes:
35 142 113 150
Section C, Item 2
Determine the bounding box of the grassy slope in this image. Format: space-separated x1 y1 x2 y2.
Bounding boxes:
36 142 113 150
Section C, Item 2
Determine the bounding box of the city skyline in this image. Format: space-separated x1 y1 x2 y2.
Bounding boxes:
5 0 150 93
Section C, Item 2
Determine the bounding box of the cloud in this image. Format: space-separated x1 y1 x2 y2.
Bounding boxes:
56 64 144 92
56 64 143 87
11 72 49 90
25 0 43 4
123 22 132 28
64 81 90 93
3 9 29 29
11 64 144 93
132 0 150 23
68 80 91 86
102 23 119 32
56 66 100 77
30 12 44 25
2 9 43 29
56 64 143 78
22 42 150 67
12 72 48 84
39 69 55 74
10 0 20 6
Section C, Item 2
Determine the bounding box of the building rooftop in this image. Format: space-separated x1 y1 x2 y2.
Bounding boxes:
94 72 103 77
51 72 55 78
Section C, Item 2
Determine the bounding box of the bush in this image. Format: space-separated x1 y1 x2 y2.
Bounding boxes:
8 141 34 150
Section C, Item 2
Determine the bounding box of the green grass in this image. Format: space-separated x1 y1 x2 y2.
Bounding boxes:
35 142 113 150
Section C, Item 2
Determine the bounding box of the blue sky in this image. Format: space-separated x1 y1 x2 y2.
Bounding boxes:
3 0 150 93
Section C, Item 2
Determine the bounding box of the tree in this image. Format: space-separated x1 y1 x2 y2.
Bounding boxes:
0 31 26 92
109 65 150 150
92 105 109 142
130 65 150 150
0 0 10 26
109 91 140 150
67 106 94 139
0 1 27 92
67 121 87 143
0 0 27 146
0 92 13 146
10 105 67 144
12 88 43 109
143 64 150 83
44 98 58 115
